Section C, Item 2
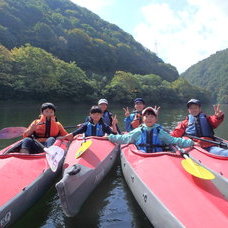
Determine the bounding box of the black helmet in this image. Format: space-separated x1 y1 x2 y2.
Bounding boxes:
187 99 201 108
41 102 56 112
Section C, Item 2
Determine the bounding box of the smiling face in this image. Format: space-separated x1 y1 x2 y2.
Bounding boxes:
143 113 157 127
99 103 108 112
134 102 145 111
188 104 201 116
90 112 102 123
42 108 55 119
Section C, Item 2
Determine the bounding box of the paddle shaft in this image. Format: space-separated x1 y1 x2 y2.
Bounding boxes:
0 124 79 139
174 145 189 157
187 135 228 148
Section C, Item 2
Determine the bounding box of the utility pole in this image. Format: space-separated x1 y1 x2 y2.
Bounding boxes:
154 40 158 55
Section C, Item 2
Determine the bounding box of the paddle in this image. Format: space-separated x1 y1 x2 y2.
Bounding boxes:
34 139 65 172
174 145 215 180
186 135 228 148
0 127 27 139
75 138 92 159
0 125 78 140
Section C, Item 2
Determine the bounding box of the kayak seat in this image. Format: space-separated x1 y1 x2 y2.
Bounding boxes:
3 142 22 154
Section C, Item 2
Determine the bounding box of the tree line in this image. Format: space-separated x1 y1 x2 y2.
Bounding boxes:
0 44 211 104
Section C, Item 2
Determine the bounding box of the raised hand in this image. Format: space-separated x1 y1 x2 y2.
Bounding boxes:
213 104 224 118
123 107 130 117
30 123 37 132
112 115 118 125
153 105 161 115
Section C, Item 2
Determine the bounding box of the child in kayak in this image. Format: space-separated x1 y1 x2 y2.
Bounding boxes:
123 98 146 132
171 99 228 156
62 106 118 141
98 98 113 126
107 107 196 152
20 102 68 154
98 98 121 133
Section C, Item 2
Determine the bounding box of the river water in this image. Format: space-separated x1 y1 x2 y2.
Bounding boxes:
0 101 227 228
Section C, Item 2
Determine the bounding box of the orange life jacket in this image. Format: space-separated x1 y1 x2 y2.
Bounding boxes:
28 115 62 142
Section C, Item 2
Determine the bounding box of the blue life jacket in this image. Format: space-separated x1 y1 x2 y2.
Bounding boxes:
85 122 105 137
185 113 214 137
102 111 112 126
124 111 142 132
135 126 166 153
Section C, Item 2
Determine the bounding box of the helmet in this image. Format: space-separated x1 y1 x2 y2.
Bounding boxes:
41 103 56 112
98 99 108 105
187 99 201 108
142 107 157 116
134 98 145 104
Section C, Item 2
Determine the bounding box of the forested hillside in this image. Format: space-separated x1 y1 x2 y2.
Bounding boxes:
182 49 228 103
0 44 210 103
0 0 178 81
0 0 212 104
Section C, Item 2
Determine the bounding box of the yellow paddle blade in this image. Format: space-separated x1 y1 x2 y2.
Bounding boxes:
75 140 92 159
181 158 215 180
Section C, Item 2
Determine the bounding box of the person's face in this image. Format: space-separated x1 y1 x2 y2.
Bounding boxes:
143 113 157 127
90 112 102 123
134 102 145 111
188 104 201 116
99 103 107 112
42 108 55 118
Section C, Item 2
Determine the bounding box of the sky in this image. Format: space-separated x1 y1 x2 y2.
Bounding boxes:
70 0 228 73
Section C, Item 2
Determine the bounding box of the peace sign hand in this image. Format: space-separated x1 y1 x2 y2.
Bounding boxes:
153 105 161 115
112 115 118 125
213 104 224 118
123 107 130 117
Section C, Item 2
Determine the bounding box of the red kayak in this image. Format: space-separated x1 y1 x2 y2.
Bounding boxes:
56 136 120 217
187 140 228 200
0 139 68 227
121 144 228 227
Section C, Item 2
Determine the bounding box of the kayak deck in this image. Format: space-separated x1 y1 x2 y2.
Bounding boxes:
121 144 228 227
56 136 119 217
0 153 47 206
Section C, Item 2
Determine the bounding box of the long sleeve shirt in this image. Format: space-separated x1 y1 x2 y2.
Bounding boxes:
171 114 224 147
109 124 194 148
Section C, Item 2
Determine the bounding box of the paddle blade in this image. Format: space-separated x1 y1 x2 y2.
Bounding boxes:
45 146 65 172
0 127 27 139
75 140 92 159
181 157 215 180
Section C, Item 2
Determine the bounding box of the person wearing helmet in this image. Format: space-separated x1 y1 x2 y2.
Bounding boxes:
106 107 196 152
20 102 68 154
171 99 228 156
98 99 113 127
97 98 121 133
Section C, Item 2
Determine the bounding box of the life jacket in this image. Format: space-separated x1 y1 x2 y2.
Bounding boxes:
33 115 61 141
131 111 143 129
85 121 105 137
102 111 112 126
135 126 167 153
185 113 214 138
